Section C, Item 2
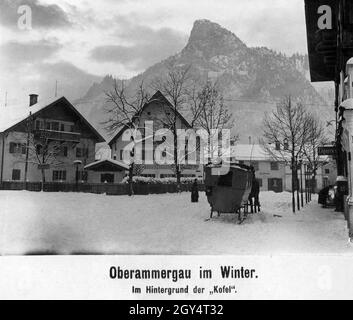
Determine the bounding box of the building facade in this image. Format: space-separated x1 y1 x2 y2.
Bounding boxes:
108 91 203 179
230 144 335 193
0 96 105 184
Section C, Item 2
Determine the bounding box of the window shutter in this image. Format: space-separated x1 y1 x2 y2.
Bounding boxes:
62 146 68 157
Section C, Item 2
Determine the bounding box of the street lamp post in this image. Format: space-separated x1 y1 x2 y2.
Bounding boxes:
73 160 82 192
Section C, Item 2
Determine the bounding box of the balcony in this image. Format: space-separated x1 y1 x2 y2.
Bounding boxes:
34 129 81 143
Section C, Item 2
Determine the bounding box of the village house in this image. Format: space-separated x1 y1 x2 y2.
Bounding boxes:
0 95 108 185
229 144 336 193
108 91 203 180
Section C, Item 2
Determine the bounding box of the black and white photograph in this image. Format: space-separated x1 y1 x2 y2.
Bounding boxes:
0 0 353 301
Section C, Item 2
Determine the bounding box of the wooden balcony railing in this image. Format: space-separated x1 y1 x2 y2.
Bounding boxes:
34 129 81 143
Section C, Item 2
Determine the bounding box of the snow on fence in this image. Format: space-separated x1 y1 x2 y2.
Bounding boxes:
0 181 205 196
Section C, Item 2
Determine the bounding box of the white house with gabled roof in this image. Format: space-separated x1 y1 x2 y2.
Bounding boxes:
229 144 335 192
0 95 107 184
108 91 204 179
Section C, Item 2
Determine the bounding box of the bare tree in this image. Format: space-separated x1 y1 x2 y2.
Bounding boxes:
13 116 67 191
189 80 236 163
303 114 330 190
261 96 311 213
151 63 192 190
104 80 150 196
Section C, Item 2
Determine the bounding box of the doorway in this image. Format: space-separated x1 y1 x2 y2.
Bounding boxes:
101 173 114 184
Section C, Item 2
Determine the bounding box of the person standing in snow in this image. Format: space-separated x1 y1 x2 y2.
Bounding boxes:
248 167 260 213
191 179 199 203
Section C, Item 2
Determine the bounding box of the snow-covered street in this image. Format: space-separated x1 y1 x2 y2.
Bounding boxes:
0 190 352 255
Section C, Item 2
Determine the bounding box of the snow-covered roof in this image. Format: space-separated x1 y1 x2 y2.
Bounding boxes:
230 144 273 161
231 144 331 163
84 159 129 171
0 97 61 132
0 96 105 142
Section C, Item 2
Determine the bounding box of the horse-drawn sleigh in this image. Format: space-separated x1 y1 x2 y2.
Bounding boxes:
204 163 257 224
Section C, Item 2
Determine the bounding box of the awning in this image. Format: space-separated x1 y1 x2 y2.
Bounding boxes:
84 159 129 172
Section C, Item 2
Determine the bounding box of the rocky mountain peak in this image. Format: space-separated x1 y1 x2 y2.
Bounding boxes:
182 19 247 59
77 19 330 142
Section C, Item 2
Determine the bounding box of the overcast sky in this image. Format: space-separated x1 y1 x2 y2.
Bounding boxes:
0 0 308 106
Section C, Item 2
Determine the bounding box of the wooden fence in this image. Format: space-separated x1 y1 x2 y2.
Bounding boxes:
0 181 205 196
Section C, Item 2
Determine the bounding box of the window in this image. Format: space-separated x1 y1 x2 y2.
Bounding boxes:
53 170 66 181
51 122 59 131
70 125 75 132
35 120 41 130
12 169 21 181
9 143 26 155
36 144 43 155
46 122 51 130
77 171 88 182
120 150 124 161
60 146 68 157
218 171 233 187
270 162 279 171
76 147 89 158
60 124 65 132
325 169 330 174
239 161 244 165
9 142 15 153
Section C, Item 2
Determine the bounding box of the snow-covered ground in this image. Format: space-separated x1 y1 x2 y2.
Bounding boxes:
0 190 352 255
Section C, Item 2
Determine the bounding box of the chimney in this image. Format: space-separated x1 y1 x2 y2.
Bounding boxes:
29 94 38 107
